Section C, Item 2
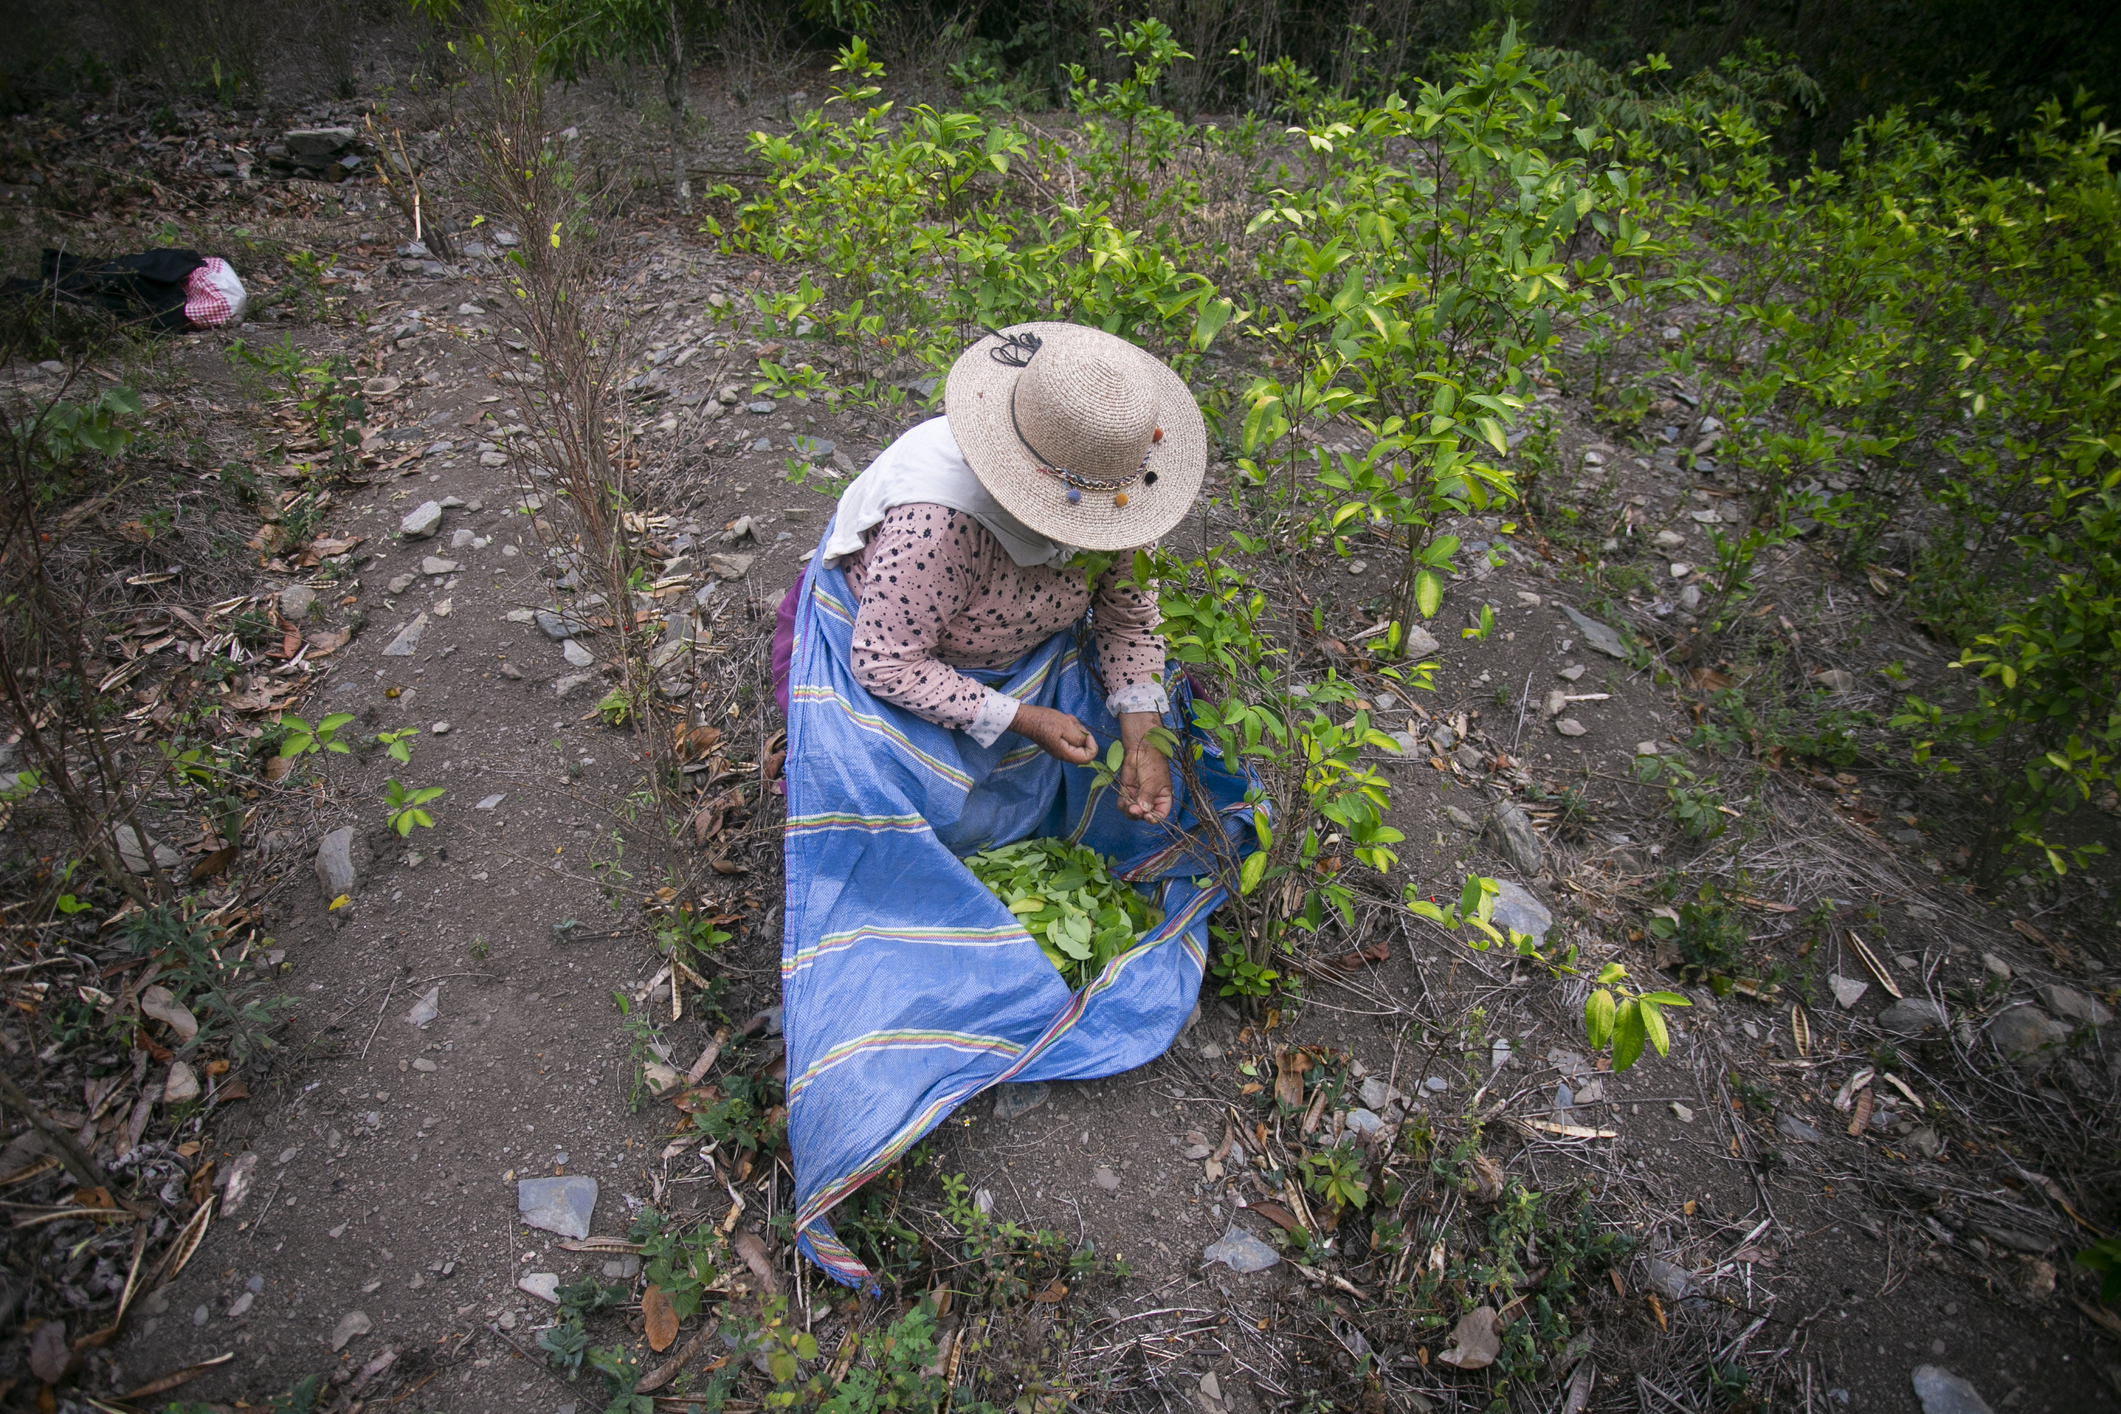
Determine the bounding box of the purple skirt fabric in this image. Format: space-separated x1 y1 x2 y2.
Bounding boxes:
772 574 802 714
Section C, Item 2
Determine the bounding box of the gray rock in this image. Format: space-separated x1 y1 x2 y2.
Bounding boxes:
400 501 443 539
1988 1005 2069 1066
535 609 589 640
1424 1076 1448 1093
552 672 593 698
1829 974 1869 1008
2034 984 2112 1027
1453 743 1485 773
707 553 755 580
1401 624 1441 657
745 400 775 414
329 1309 372 1352
791 435 835 461
1389 730 1422 755
386 573 416 595
562 640 594 668
1092 1166 1120 1194
1429 724 1457 751
1554 717 1587 737
1669 1102 1695 1122
279 584 317 620
382 613 428 657
450 529 476 549
1358 1077 1398 1110
1775 1114 1822 1143
1490 880 1553 943
315 827 365 900
517 1175 597 1240
1558 663 1585 681
1444 805 1477 830
1203 1226 1280 1273
1645 1258 1691 1299
1485 800 1543 874
1560 604 1627 658
1912 1365 1994 1414
420 557 458 576
1981 953 2011 982
1344 1108 1385 1139
992 1081 1049 1120
1877 998 1950 1036
114 824 154 874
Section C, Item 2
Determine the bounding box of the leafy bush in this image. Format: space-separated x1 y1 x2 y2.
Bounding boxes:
964 837 1163 987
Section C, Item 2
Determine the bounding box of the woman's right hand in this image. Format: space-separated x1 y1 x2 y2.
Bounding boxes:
1008 703 1098 765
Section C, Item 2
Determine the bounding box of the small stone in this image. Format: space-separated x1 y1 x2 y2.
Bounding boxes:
479 450 508 467
1829 974 1869 1008
421 557 459 575
1669 1102 1695 1123
535 609 588 640
1912 1366 1994 1414
1645 1258 1691 1299
430 720 451 735
1347 558 1367 576
412 1058 439 1072
517 1272 561 1303
1091 1166 1120 1194
1485 800 1543 874
1401 624 1441 657
386 574 415 596
1981 953 2011 982
1344 1108 1385 1138
279 584 317 620
1653 529 1685 550
707 553 754 580
400 502 443 539
1429 724 1456 751
383 613 429 657
1775 1114 1822 1143
1669 562 1692 578
1453 743 1484 773
1359 1077 1397 1110
431 598 453 618
1424 1076 1448 1093
498 662 523 680
517 1175 598 1239
162 1061 201 1103
227 1291 255 1317
562 640 595 668
1679 584 1702 610
450 529 476 549
439 495 466 509
1389 730 1421 755
315 826 365 900
1557 664 1585 681
992 1082 1049 1120
406 986 440 1028
553 672 593 698
1490 880 1552 943
1878 998 1950 1036
1444 805 1477 829
2034 984 2111 1027
1988 1005 2069 1066
330 1310 372 1351
1555 717 1587 737
791 435 836 461
745 401 775 414
1202 1227 1280 1274
1814 668 1856 694
476 793 507 811
113 824 154 874
1907 1125 1945 1159
1559 604 1627 658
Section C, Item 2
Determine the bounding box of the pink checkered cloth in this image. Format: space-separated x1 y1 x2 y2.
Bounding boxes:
182 258 247 328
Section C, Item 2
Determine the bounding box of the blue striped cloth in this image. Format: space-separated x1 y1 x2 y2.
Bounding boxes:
781 529 1256 1288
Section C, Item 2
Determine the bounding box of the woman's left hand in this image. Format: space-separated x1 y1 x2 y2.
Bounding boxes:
1116 711 1173 823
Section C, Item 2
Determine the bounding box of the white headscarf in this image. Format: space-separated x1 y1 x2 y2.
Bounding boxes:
822 416 1076 569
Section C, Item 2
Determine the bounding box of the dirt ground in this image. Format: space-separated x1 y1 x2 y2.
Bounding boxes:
4 48 2120 1414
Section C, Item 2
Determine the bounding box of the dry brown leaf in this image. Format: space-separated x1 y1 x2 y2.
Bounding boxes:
1790 1004 1811 1058
1030 1278 1067 1303
304 627 352 656
1436 1307 1501 1370
29 1319 68 1382
1647 1293 1667 1331
189 845 236 883
1848 1087 1873 1138
117 1351 236 1401
708 855 748 876
638 1320 721 1393
642 1284 678 1352
1847 930 1902 999
732 1229 779 1295
1249 1201 1302 1233
1466 1151 1506 1204
1273 1047 1308 1110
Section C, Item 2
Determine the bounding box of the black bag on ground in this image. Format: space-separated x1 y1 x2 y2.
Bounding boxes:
2 247 208 333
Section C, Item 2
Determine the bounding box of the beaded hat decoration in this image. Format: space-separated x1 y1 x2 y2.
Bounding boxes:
942 321 1207 552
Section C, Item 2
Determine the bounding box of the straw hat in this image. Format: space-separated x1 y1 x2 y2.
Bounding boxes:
943 322 1206 551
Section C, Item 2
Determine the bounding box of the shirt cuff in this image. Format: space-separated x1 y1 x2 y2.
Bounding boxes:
1106 681 1171 718
966 690 1019 748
